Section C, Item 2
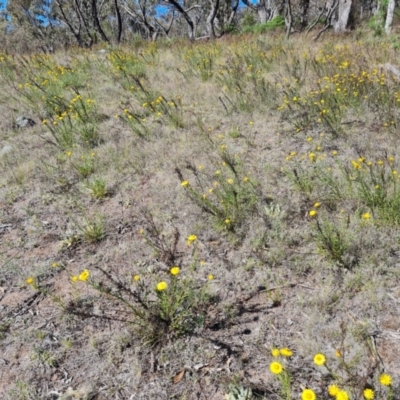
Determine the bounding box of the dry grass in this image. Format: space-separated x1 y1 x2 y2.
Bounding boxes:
1 32 400 399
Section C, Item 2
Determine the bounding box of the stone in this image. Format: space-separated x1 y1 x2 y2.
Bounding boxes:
15 116 36 129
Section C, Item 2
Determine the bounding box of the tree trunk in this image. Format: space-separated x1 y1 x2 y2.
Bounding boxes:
206 0 219 38
299 0 309 29
258 1 268 23
285 0 292 38
385 0 396 34
114 0 122 43
91 0 109 42
269 0 284 19
334 0 352 32
165 0 195 40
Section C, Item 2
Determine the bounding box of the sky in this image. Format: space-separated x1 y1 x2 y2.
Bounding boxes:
0 0 253 22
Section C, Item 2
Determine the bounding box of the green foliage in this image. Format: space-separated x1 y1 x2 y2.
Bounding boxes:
79 216 106 243
86 178 108 199
178 149 260 236
242 16 286 34
312 217 355 269
182 44 221 81
241 12 257 28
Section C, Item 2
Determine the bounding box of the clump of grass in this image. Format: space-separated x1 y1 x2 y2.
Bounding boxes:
177 148 260 236
79 216 106 243
182 44 221 81
85 178 108 200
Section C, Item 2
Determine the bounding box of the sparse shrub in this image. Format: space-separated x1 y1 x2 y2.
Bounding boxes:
177 148 260 236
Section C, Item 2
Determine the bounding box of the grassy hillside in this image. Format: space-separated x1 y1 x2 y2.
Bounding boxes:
1 33 400 400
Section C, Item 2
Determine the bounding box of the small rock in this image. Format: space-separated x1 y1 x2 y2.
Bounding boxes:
0 145 12 157
15 116 36 129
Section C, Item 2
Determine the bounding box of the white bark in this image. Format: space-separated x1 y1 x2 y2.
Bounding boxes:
334 0 352 32
385 0 396 35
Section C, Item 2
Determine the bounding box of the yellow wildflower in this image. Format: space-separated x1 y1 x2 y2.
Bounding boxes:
78 269 90 282
363 388 374 400
313 353 326 366
328 385 340 397
301 389 316 400
156 281 167 291
133 275 140 281
26 277 34 285
207 274 214 281
181 180 189 187
280 348 293 357
71 275 78 283
170 266 180 276
52 262 58 267
362 212 371 220
309 210 317 217
186 234 197 245
336 390 349 400
314 202 321 208
351 160 361 169
227 178 234 184
379 373 392 386
269 361 283 375
271 348 280 357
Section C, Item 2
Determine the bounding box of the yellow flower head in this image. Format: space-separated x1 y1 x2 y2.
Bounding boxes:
71 275 79 283
336 390 349 400
379 373 392 386
351 160 361 169
156 281 167 291
78 269 90 282
309 210 317 217
280 348 293 357
362 212 371 220
133 275 140 281
186 234 197 245
328 385 340 397
207 274 214 281
26 277 34 285
170 266 180 276
227 178 234 184
314 202 321 208
52 262 58 268
301 389 316 400
181 180 189 187
363 388 374 400
269 361 283 375
271 348 280 357
313 353 326 366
